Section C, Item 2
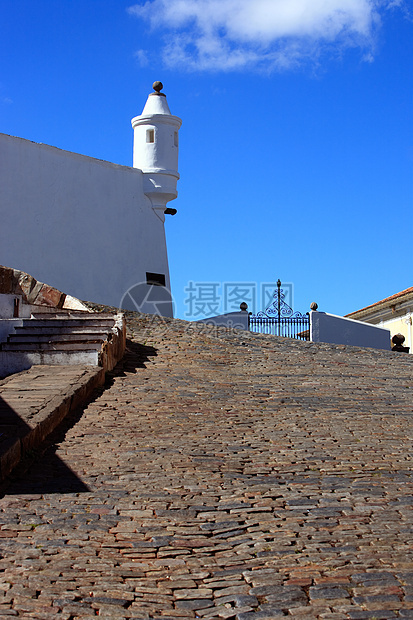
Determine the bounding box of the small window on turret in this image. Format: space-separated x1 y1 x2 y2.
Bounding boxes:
146 129 155 143
174 132 178 147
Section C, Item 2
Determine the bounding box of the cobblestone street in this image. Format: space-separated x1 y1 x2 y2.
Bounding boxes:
1 315 412 619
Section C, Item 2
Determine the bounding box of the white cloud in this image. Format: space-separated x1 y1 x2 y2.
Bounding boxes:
128 0 403 71
134 49 149 67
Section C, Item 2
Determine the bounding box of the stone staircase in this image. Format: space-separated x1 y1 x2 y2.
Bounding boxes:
0 309 126 378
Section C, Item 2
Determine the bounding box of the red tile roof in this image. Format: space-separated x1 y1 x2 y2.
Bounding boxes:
347 286 413 317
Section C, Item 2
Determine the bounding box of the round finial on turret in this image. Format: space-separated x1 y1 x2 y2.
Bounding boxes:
153 81 163 93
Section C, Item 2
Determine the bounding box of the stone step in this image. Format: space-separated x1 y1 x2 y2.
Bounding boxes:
14 325 111 335
6 332 108 343
1 341 103 352
21 318 115 329
31 311 115 320
0 310 125 378
13 326 111 336
28 306 72 314
0 350 100 375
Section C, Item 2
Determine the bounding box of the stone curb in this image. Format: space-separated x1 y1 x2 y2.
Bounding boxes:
0 365 105 481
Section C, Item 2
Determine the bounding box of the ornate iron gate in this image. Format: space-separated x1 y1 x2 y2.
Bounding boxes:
248 280 310 340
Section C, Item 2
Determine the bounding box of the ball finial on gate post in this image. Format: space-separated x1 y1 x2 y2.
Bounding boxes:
240 302 248 312
310 302 318 311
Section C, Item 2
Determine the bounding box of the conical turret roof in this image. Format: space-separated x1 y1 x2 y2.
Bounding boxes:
141 81 171 116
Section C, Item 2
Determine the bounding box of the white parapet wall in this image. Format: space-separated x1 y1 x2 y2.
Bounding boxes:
195 311 249 330
310 311 391 350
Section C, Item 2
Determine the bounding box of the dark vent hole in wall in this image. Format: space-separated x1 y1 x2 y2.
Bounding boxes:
146 272 166 287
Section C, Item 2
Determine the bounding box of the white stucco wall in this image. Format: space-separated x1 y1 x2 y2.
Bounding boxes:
0 293 18 319
195 311 249 330
310 311 391 350
0 133 173 315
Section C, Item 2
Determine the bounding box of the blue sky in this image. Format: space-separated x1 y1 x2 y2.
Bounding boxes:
1 0 412 319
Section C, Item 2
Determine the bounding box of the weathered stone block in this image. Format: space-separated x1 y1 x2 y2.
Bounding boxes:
32 284 64 308
12 269 36 301
25 280 43 304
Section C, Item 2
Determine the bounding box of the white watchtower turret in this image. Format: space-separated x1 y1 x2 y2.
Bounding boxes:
131 81 182 221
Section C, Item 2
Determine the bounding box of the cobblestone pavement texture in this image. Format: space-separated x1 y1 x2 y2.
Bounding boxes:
0 314 412 619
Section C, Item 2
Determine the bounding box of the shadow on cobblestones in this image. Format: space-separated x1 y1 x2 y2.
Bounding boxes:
0 395 32 475
0 341 158 497
1 446 90 497
0 402 90 497
116 340 158 375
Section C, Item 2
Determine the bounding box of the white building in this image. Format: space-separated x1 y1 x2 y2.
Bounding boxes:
0 82 181 317
346 287 413 352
